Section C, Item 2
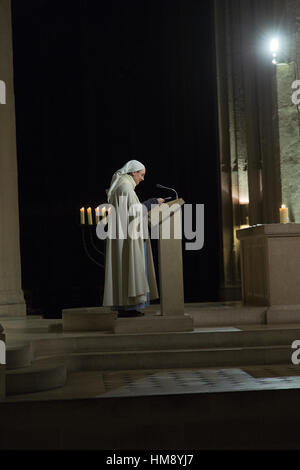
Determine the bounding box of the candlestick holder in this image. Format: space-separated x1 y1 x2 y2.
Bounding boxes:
80 224 105 269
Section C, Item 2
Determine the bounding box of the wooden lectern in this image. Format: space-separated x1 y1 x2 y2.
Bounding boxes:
148 198 185 316
113 198 193 333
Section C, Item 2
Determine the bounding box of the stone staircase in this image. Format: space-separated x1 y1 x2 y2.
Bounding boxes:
2 316 66 396
2 313 300 397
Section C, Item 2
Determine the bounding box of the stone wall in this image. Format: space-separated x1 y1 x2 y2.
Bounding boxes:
276 63 299 221
276 0 300 222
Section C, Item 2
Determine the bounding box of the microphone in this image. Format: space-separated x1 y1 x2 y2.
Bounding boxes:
156 184 178 200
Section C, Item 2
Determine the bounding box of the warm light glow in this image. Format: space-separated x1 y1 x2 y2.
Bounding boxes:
87 207 93 225
270 38 279 53
279 204 289 224
95 207 100 223
80 207 85 225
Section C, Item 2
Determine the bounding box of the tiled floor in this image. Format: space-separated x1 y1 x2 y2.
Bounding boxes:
7 364 300 402
100 366 300 397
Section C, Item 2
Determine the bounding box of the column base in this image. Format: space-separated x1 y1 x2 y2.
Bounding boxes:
0 302 26 317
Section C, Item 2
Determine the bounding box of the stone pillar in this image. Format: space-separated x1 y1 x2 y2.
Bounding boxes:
214 0 285 298
0 0 26 316
276 63 300 221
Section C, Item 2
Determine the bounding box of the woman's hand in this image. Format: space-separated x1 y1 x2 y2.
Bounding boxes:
157 198 165 205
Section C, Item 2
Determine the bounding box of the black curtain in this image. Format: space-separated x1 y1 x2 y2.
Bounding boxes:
11 0 220 316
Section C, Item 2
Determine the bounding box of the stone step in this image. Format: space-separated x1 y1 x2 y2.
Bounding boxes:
6 343 32 370
61 304 268 331
114 314 193 333
4 370 106 402
266 307 300 325
4 340 293 396
6 326 298 395
28 326 300 358
33 343 293 373
3 303 299 335
0 315 43 324
189 307 267 327
0 317 60 333
6 363 67 396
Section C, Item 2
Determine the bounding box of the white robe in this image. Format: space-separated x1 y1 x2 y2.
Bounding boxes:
103 174 159 307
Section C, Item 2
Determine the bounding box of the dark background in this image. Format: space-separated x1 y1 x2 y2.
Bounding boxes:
11 0 221 317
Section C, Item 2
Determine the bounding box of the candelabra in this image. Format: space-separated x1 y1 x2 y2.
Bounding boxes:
80 224 105 269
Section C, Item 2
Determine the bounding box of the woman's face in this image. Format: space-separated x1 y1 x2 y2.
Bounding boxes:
131 168 146 185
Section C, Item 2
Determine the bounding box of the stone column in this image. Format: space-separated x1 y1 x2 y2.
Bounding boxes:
0 0 26 316
276 63 300 222
214 0 285 298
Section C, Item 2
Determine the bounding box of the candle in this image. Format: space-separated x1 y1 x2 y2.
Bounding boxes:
279 204 289 223
80 207 85 225
87 207 93 225
102 207 106 224
95 207 100 224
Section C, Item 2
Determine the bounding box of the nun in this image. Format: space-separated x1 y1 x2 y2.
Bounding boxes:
103 160 165 317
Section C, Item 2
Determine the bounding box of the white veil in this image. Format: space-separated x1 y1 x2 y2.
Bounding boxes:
107 160 145 202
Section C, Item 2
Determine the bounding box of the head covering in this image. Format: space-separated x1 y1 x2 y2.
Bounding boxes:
107 160 145 202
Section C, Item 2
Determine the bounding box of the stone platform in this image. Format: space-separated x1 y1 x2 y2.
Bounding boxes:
2 301 300 397
2 302 300 449
61 302 300 332
62 306 193 333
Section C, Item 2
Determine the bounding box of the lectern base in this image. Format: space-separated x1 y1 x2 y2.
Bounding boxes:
62 307 116 332
62 307 194 334
114 313 193 334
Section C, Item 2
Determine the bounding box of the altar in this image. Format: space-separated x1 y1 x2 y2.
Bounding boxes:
237 223 300 308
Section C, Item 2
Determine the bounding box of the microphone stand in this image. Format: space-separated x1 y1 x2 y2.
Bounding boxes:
156 184 178 200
